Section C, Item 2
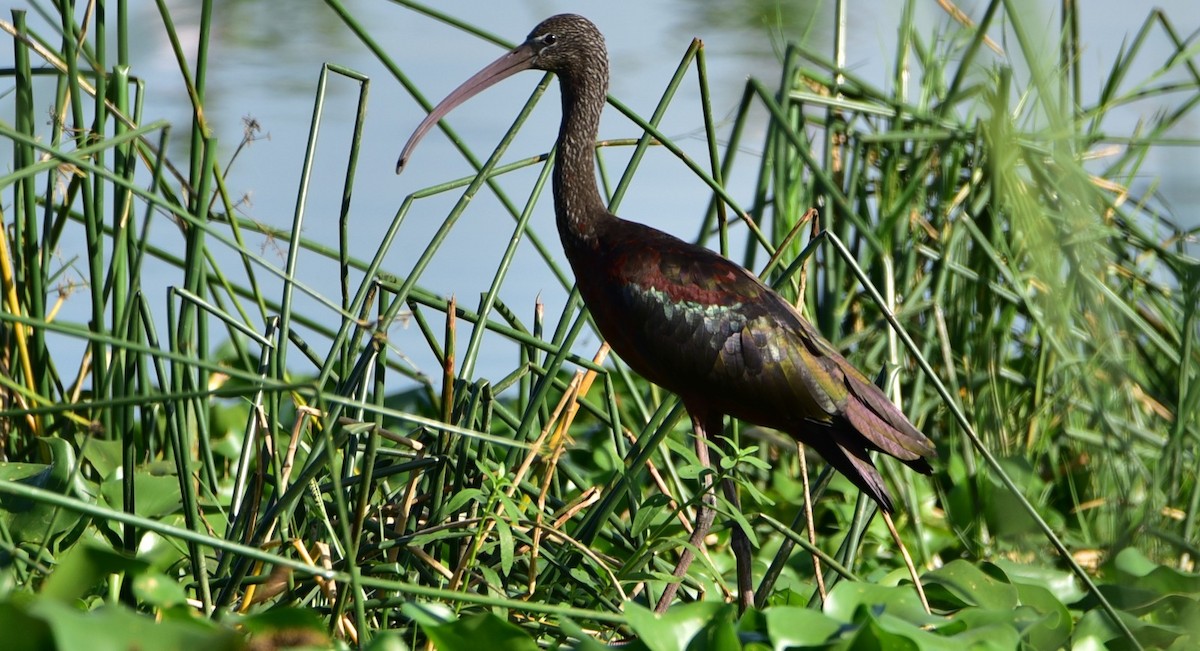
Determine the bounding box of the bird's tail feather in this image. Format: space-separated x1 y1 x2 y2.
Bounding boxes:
840 370 936 472
804 434 896 512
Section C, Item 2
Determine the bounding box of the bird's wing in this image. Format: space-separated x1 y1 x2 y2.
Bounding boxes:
589 221 933 464
731 264 936 464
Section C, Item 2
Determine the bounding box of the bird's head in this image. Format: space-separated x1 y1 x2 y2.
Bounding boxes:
521 14 607 78
397 14 608 173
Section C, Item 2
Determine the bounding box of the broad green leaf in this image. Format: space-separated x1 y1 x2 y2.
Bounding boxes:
936 605 1014 635
940 622 1022 650
132 571 189 608
0 600 54 651
1012 582 1072 649
1084 552 1200 622
78 437 123 480
922 559 1019 610
423 612 538 651
1112 547 1200 596
401 601 456 627
988 558 1084 604
0 438 83 545
1074 607 1191 650
1072 608 1125 649
823 580 935 625
1111 546 1160 577
836 615 919 651
764 605 842 647
854 604 959 651
363 631 412 651
26 599 239 651
133 516 191 571
99 472 182 519
623 601 738 651
41 543 148 604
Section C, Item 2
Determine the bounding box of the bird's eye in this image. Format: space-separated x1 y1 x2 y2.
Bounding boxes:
543 33 557 45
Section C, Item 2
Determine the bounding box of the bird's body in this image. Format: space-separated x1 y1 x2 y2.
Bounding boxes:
399 13 935 608
565 215 932 509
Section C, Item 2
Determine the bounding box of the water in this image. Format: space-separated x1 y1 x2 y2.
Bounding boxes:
5 0 1198 389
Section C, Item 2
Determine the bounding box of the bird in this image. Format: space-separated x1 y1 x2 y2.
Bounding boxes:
397 14 935 612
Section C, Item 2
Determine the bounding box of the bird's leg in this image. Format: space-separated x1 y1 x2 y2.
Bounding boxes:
707 424 754 611
654 411 718 613
655 411 756 613
717 461 755 612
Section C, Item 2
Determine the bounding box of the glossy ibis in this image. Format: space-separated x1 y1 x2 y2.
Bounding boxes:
397 14 935 612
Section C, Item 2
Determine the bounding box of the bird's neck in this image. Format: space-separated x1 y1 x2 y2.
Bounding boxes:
553 71 611 246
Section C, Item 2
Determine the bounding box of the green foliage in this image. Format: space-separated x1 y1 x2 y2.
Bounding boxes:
0 0 1198 649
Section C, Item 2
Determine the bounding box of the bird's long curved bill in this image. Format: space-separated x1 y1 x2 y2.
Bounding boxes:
396 41 537 174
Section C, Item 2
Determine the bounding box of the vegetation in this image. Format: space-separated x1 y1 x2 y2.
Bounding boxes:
1 0 1198 649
